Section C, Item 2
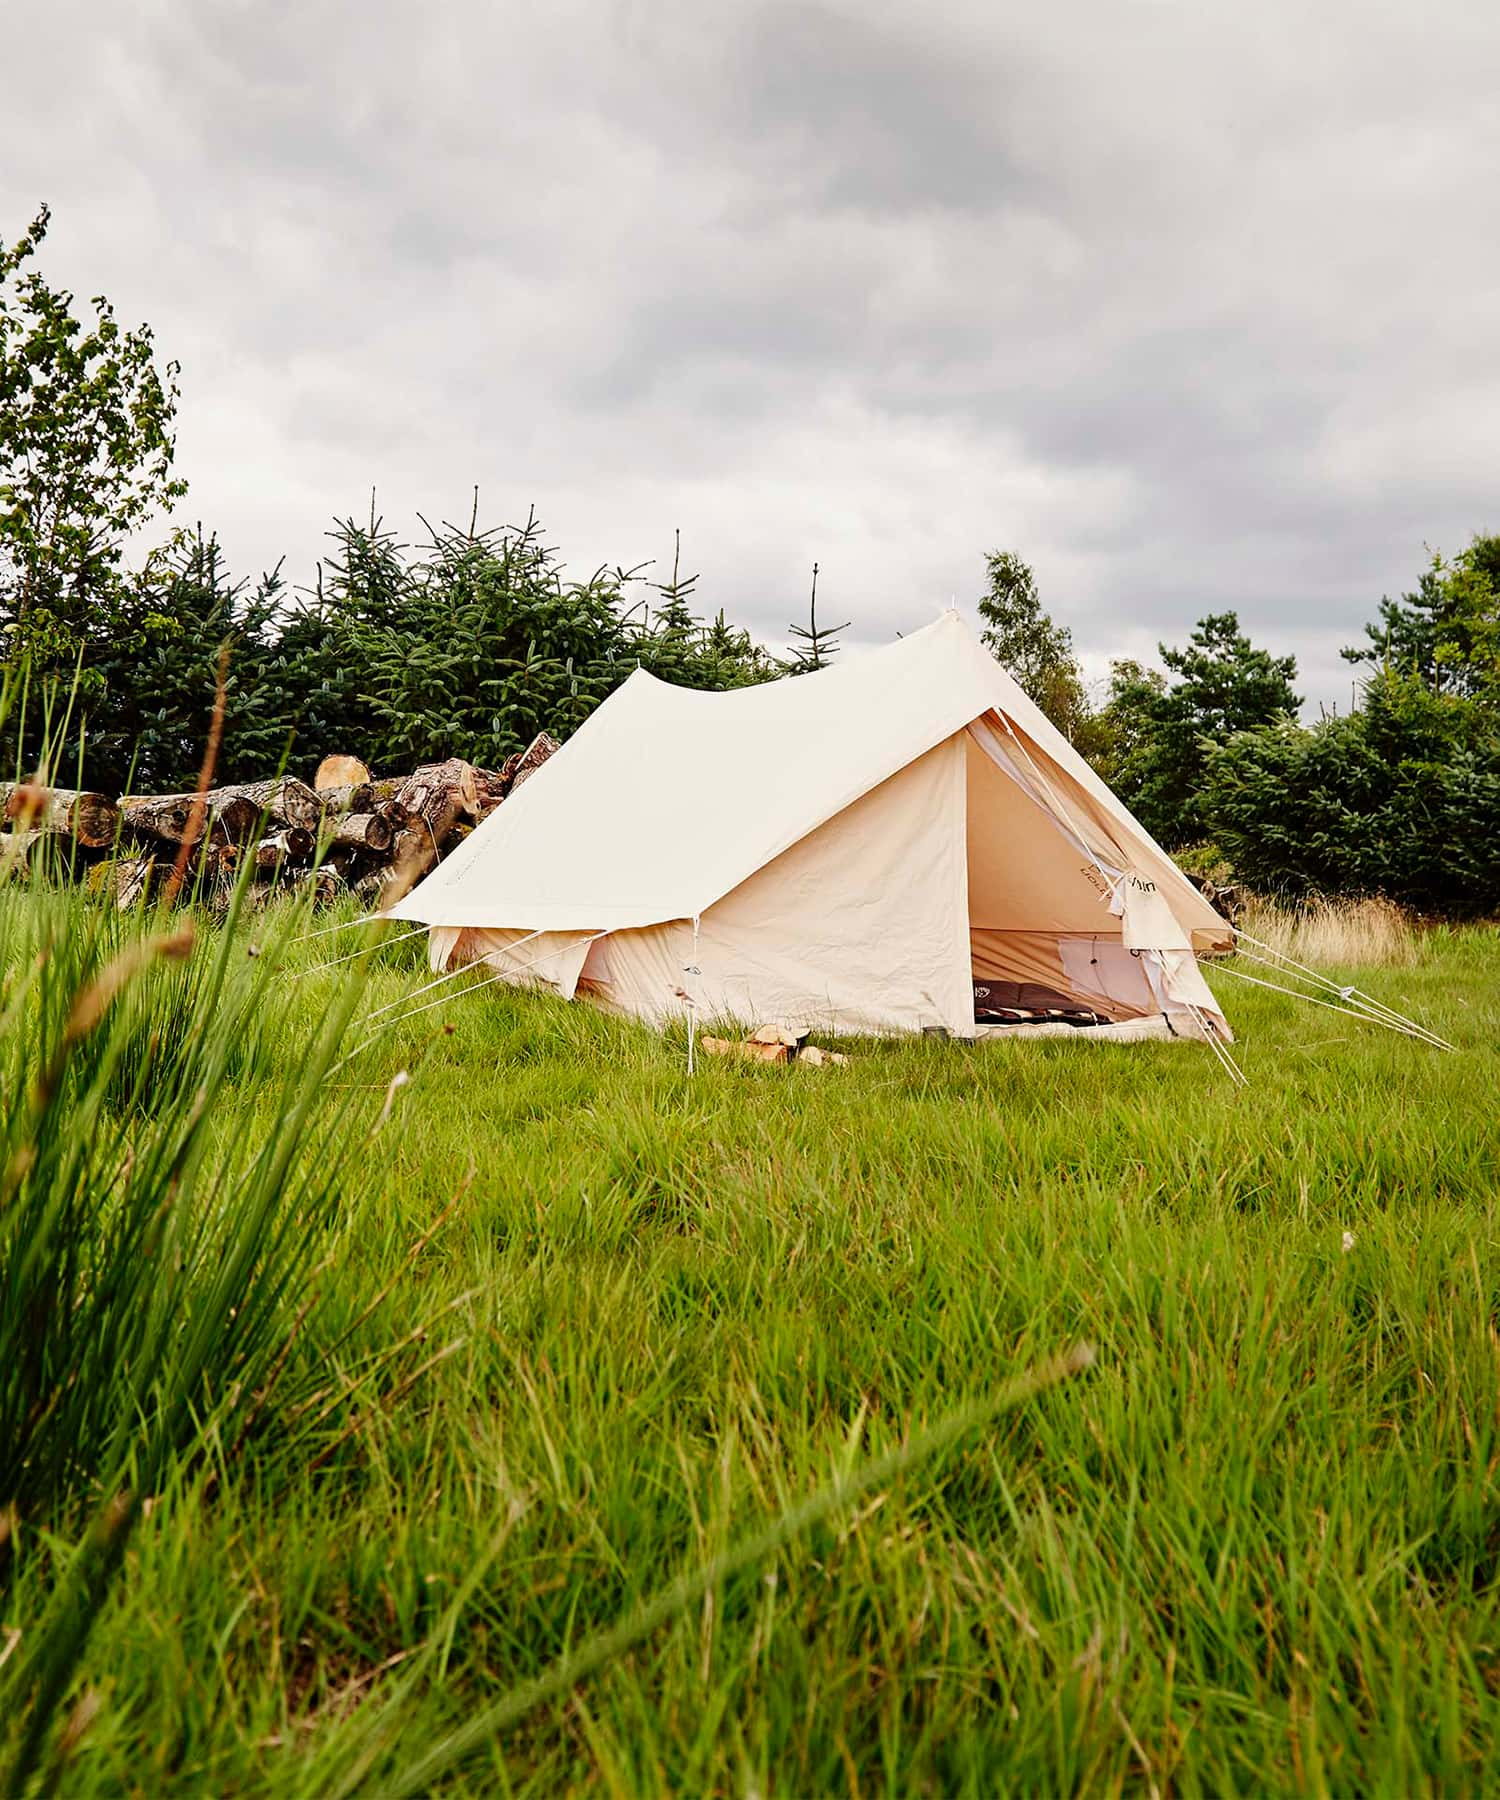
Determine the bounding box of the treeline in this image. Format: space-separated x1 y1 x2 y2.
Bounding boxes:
983 537 1500 918
12 507 784 795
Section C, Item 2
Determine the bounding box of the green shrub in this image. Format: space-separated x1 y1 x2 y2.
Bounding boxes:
1204 670 1500 916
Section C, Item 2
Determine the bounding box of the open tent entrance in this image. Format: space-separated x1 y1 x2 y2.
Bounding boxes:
963 722 1159 1029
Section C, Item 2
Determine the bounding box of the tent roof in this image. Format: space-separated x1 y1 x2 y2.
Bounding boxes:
389 611 1223 936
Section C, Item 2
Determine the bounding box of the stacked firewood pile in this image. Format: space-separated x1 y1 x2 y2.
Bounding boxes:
0 733 559 910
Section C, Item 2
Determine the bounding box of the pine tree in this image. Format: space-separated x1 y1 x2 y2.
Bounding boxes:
784 563 849 675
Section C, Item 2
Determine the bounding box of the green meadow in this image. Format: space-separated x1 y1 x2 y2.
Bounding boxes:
3 887 1498 1796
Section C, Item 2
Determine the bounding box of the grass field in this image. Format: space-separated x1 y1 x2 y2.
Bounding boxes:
4 892 1499 1796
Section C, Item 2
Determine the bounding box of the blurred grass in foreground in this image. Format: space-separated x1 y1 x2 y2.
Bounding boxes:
1 876 1497 1796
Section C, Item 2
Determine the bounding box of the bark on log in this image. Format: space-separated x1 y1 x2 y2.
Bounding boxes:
250 829 314 873
2 783 119 848
393 760 479 845
112 855 156 909
298 865 345 907
320 781 375 816
320 811 392 853
199 842 241 883
508 732 560 792
223 777 324 835
390 826 438 882
351 868 393 906
120 790 256 847
123 776 325 848
0 829 45 876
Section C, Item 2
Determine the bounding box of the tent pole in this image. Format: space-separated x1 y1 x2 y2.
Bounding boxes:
685 915 701 1076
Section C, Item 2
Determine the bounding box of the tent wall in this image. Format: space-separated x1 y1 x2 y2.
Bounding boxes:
964 733 1124 936
431 925 597 998
578 736 973 1036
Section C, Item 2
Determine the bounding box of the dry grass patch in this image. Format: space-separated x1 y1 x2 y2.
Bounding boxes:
1237 895 1423 967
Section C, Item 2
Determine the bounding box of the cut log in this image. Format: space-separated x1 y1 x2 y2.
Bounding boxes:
314 753 371 794
393 759 479 846
320 811 392 854
501 732 561 795
750 1023 804 1048
0 828 45 876
361 781 412 833
120 790 256 847
298 865 345 908
472 769 508 819
220 777 324 836
700 1034 789 1065
390 826 438 882
112 855 156 910
351 868 395 907
2 782 119 848
320 781 375 817
199 842 241 883
250 829 314 873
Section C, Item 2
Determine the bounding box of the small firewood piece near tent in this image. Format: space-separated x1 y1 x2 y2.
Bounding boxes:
700 1030 807 1065
2 782 119 848
750 1023 805 1049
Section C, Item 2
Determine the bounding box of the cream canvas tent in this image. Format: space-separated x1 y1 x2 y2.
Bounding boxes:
389 611 1236 1044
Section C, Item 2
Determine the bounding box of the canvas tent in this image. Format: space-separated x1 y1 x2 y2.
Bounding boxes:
388 611 1235 1044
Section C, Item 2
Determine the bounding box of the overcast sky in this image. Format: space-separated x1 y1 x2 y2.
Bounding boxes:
6 0 1498 708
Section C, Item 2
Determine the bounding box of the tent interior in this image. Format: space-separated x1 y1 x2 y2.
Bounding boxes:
964 725 1160 1028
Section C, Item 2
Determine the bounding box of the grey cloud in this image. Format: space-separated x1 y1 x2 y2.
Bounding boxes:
729 3 1042 216
3 0 1498 714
